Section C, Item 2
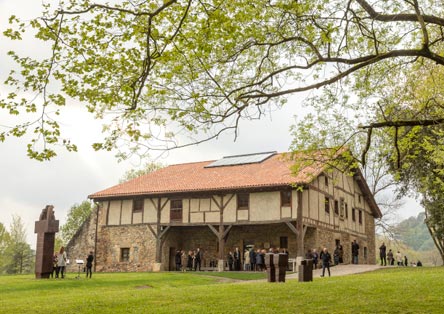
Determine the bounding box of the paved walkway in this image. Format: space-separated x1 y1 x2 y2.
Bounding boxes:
287 264 382 280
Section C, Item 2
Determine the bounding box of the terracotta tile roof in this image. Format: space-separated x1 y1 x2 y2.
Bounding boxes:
89 152 326 199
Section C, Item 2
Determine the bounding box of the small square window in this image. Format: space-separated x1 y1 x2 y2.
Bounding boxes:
133 199 144 213
237 193 249 209
281 191 291 207
120 248 130 262
325 197 330 214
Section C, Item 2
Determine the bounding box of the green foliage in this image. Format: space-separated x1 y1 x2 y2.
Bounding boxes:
119 162 164 183
394 212 435 251
2 1 444 160
59 201 93 246
1 269 444 313
1 216 34 274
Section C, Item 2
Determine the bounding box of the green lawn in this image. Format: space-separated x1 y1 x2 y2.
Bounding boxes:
0 268 441 313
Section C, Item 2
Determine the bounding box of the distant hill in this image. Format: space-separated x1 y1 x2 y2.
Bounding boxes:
394 212 435 251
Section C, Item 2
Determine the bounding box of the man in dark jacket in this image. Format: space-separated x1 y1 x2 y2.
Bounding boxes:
320 247 332 277
379 243 387 266
86 251 94 278
194 248 203 271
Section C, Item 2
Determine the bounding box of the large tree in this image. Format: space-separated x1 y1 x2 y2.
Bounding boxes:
2 0 444 160
2 216 34 274
59 201 93 245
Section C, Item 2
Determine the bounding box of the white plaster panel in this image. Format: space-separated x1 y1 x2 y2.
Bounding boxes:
223 195 236 223
291 191 298 219
100 201 109 225
205 211 219 223
121 200 132 225
190 212 204 223
190 198 199 213
237 209 249 221
249 192 280 221
108 200 121 225
133 212 142 224
281 206 291 218
200 198 211 212
143 199 157 223
160 198 171 223
182 199 190 223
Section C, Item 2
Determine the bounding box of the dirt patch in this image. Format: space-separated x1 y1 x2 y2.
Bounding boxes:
135 285 152 289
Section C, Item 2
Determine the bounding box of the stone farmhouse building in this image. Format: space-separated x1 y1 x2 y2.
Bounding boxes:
66 150 381 272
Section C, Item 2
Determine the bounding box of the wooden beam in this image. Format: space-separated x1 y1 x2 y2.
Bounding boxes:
147 224 157 237
222 225 233 239
207 224 220 239
285 221 299 236
159 226 171 239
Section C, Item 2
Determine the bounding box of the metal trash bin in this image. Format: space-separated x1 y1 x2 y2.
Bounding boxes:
298 259 313 282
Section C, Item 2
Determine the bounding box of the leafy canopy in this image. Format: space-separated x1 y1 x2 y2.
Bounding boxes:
2 0 444 160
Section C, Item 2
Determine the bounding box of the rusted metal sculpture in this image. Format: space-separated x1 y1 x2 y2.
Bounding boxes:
35 205 59 278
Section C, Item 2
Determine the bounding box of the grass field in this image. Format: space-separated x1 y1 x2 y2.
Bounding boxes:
0 267 442 313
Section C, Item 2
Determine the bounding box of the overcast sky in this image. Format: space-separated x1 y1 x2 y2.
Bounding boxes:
0 1 422 248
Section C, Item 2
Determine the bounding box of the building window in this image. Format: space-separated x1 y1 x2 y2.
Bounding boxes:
237 193 249 209
280 236 288 249
324 175 329 187
325 197 330 214
358 194 362 203
133 199 144 213
334 200 339 215
364 247 368 259
352 208 356 222
359 210 363 224
345 203 348 219
120 248 130 262
281 191 291 207
170 199 183 221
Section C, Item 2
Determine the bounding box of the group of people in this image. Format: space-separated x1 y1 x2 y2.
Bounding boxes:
51 246 68 278
379 243 417 267
227 247 289 271
175 248 203 271
50 246 95 278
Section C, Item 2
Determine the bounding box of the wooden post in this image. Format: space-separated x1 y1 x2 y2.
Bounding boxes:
296 190 304 263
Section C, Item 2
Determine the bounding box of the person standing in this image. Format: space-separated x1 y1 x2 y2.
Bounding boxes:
194 248 202 271
51 253 58 278
379 242 387 266
387 249 394 265
57 246 67 278
396 251 402 266
180 250 187 272
227 251 234 271
86 251 94 278
249 248 256 271
352 240 360 264
312 249 319 270
320 247 332 277
175 250 182 271
233 247 242 271
404 255 408 267
338 244 344 264
333 246 340 265
244 249 251 271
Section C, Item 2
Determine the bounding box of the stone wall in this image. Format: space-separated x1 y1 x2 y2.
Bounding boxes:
65 207 97 273
96 224 157 272
65 208 376 272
